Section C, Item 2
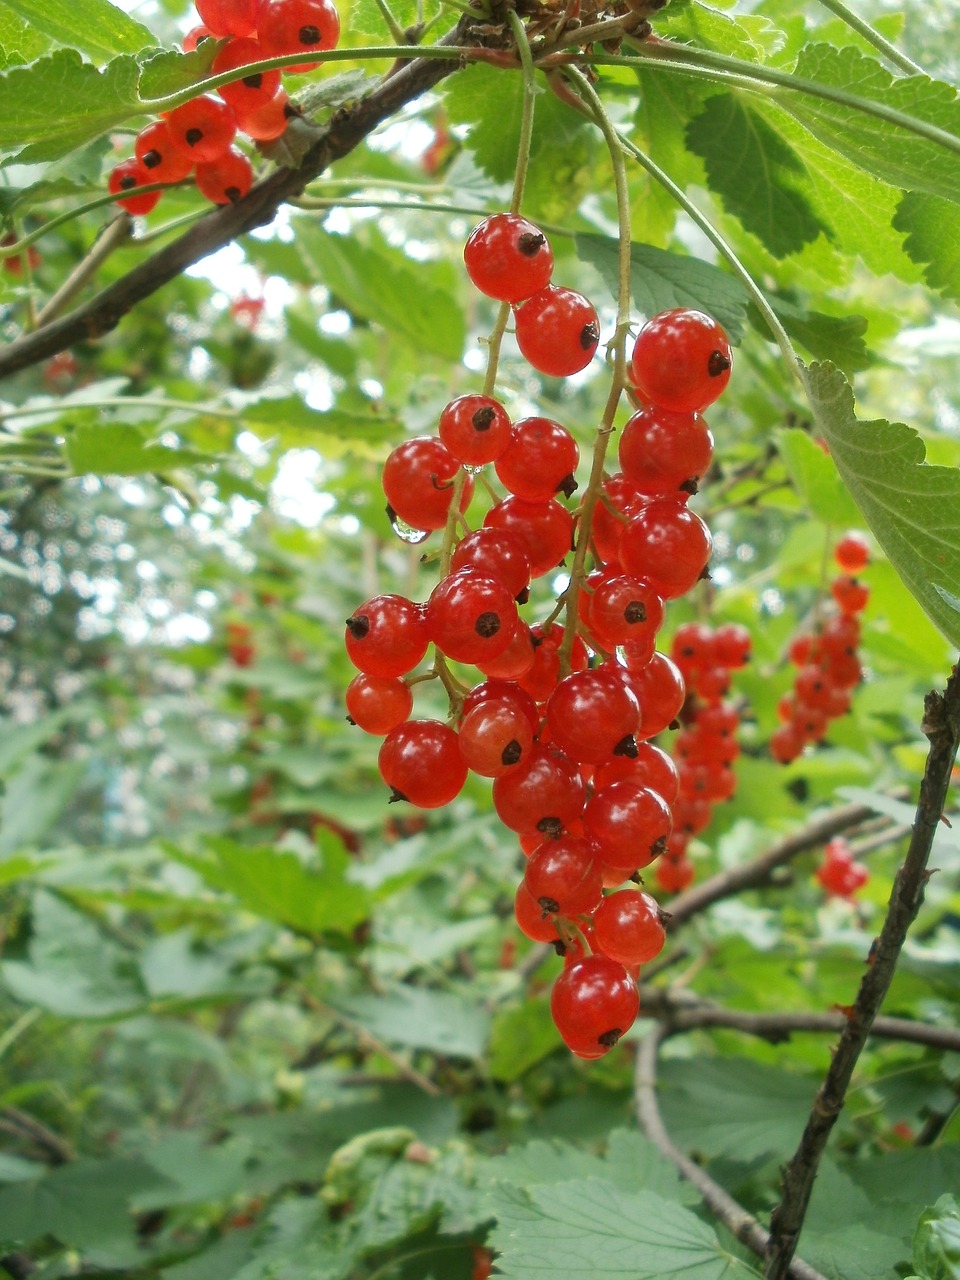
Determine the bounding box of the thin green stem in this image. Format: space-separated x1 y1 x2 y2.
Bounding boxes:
551 67 633 676
0 183 185 259
0 396 240 423
506 10 538 215
372 0 410 46
480 302 512 398
135 208 208 245
0 1008 41 1062
610 40 960 163
814 0 924 76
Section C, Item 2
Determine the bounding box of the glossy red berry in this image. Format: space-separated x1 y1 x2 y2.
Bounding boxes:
463 214 554 303
524 835 603 918
618 499 712 600
514 286 600 377
382 437 473 533
345 594 428 678
834 531 870 574
617 650 686 739
195 147 254 204
450 528 531 600
630 309 732 413
483 496 573 579
618 406 714 497
458 697 534 777
585 571 664 651
378 719 468 808
584 780 672 872
213 38 282 114
166 95 237 164
196 0 260 36
831 575 870 615
550 954 639 1057
515 881 560 942
345 673 412 735
545 668 640 764
656 853 695 893
183 24 214 50
233 90 294 141
134 121 195 184
108 159 161 215
256 0 341 72
593 890 666 966
426 571 519 666
492 743 585 838
438 394 512 467
495 416 580 502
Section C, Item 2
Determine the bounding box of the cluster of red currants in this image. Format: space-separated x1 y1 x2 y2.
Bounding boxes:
816 835 868 898
108 0 338 215
770 531 870 764
658 620 750 892
344 212 734 1058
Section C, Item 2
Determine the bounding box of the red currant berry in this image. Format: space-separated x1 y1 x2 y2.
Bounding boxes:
630 309 732 413
619 499 712 601
550 954 639 1057
585 571 664 651
134 121 195 184
462 678 539 729
593 741 680 806
515 880 559 942
450 528 531 600
438 394 512 467
514 286 600 378
426 570 519 666
195 147 254 204
770 723 805 764
831 575 870 615
474 623 537 681
166 95 238 164
713 622 752 669
463 214 554 303
492 743 585 838
345 673 412 735
617 650 686 738
524 835 603 918
545 668 640 764
834 531 870 574
196 0 259 37
257 0 341 72
382 437 473 533
233 90 294 141
458 696 534 777
108 159 161 216
656 853 695 893
593 890 666 966
483 496 573 579
213 38 282 114
183 24 214 50
378 719 468 807
584 781 672 873
618 406 714 497
515 623 589 704
345 594 428 678
495 416 580 503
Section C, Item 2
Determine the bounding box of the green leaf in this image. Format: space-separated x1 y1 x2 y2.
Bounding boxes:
913 1195 960 1280
685 93 830 258
488 997 557 1082
0 9 50 64
1 891 146 1018
137 42 220 101
487 1180 759 1278
66 422 210 476
0 50 141 162
237 396 398 457
330 985 491 1059
167 837 371 937
297 226 466 361
2 0 154 63
778 45 960 208
764 295 871 374
894 192 960 302
0 756 87 857
800 361 960 649
575 234 748 341
775 426 862 525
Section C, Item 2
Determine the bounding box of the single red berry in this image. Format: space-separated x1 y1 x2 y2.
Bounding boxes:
514 880 559 942
550 954 639 1057
630 309 732 413
426 570 519 666
451 528 531 600
656 854 695 893
593 890 666 966
378 719 468 807
492 743 585 837
770 722 804 764
134 120 195 184
483 496 573 579
831 575 870 615
593 741 680 806
233 90 295 141
438 394 512 467
463 678 539 730
834 531 870 574
583 570 664 652
195 147 254 204
212 37 282 114
584 781 672 873
382 437 473 534
617 650 686 739
108 159 161 216
713 622 752 669
345 594 429 678
166 95 238 163
618 406 714 497
458 696 534 777
671 621 718 675
590 472 643 565
196 0 260 36
495 416 580 503
463 214 554 303
256 0 341 72
524 835 603 918
514 286 600 378
345 673 413 735
514 623 588 704
619 499 712 600
545 668 640 764
183 24 214 50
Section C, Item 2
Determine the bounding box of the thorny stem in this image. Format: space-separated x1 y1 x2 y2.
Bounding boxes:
553 66 632 677
814 0 924 75
764 664 960 1278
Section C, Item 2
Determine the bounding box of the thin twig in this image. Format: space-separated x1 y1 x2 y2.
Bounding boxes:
0 1106 73 1165
634 1029 827 1280
764 665 960 1279
35 214 132 328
